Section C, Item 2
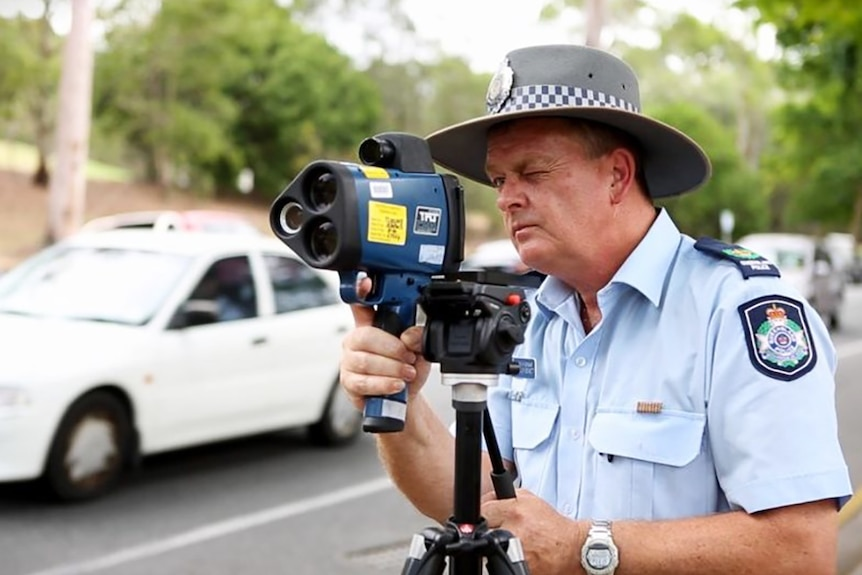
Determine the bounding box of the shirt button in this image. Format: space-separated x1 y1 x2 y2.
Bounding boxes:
575 356 587 367
563 504 573 515
570 429 581 440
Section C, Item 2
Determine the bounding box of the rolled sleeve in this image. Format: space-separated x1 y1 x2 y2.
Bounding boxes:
707 280 852 513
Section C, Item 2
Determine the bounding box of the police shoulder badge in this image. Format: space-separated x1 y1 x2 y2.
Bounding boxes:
486 58 514 114
738 295 816 381
694 237 780 279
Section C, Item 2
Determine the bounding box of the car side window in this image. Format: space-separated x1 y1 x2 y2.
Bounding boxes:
264 255 338 313
814 246 833 265
188 256 257 322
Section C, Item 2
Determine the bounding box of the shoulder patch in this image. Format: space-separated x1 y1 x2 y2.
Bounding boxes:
694 237 781 279
738 295 817 381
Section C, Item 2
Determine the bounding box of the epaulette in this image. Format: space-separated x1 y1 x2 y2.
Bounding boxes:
694 237 781 279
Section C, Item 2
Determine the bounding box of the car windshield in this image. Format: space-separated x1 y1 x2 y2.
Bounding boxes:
747 245 807 271
0 245 190 325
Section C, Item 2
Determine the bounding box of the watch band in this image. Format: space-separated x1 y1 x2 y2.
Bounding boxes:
581 519 619 575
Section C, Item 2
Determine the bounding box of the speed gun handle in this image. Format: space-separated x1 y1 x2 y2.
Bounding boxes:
362 306 410 433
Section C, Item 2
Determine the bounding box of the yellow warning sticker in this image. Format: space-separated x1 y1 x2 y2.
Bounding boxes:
360 166 390 179
368 201 407 245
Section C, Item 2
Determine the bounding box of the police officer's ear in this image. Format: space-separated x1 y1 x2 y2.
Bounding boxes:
607 147 638 205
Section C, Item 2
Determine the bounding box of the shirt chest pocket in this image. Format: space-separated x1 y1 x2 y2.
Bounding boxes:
587 409 710 520
511 401 559 497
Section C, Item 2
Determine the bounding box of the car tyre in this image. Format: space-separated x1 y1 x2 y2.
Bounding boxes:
43 391 132 502
829 311 840 331
308 381 362 447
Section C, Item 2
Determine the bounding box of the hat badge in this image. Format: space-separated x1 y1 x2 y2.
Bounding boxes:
485 58 514 114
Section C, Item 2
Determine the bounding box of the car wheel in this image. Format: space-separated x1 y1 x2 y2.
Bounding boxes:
43 391 132 502
308 381 362 446
829 311 841 331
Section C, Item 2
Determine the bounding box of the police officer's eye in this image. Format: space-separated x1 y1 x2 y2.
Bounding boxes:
524 170 549 180
491 176 506 189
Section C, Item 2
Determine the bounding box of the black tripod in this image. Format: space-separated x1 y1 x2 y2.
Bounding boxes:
399 272 540 575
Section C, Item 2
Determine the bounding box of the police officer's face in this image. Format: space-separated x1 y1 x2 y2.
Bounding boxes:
485 117 620 275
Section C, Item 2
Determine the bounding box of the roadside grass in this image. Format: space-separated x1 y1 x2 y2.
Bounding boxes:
0 142 272 271
0 140 131 183
0 140 494 271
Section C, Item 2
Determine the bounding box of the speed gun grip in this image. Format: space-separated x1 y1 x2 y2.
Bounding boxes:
362 306 410 433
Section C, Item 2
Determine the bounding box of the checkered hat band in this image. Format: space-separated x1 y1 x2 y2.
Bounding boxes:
495 85 639 114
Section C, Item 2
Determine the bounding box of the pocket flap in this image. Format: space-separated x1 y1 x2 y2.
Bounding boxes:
511 402 559 449
588 410 705 467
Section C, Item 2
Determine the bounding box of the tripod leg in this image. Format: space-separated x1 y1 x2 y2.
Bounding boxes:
484 530 531 575
401 529 449 575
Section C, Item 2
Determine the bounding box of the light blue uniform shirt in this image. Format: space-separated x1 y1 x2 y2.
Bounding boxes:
486 209 852 520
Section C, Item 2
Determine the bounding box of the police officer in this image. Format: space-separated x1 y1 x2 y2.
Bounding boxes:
340 44 852 574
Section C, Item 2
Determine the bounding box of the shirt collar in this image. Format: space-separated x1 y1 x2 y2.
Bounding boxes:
534 208 681 311
609 207 681 307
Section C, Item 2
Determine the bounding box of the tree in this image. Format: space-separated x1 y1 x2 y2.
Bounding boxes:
0 1 64 187
47 0 95 242
654 102 768 239
738 0 862 239
540 0 646 48
618 13 777 170
93 0 380 197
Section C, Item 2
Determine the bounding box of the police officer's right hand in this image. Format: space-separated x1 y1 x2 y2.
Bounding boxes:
339 277 431 411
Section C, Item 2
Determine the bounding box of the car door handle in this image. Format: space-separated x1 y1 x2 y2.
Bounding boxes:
251 336 268 346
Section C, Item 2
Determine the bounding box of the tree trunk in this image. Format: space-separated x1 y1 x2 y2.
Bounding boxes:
32 153 50 187
30 0 58 189
585 0 605 48
46 0 95 243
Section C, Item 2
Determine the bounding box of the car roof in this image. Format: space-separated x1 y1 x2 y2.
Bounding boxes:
737 233 816 249
80 209 258 230
65 229 297 259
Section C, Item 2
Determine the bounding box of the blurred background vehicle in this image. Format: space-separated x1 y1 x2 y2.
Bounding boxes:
847 255 862 284
461 239 530 274
736 232 845 330
79 210 261 236
823 232 857 282
0 231 359 502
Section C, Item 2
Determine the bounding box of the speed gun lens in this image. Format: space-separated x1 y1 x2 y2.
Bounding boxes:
309 221 338 262
308 172 337 211
358 137 395 167
278 202 304 234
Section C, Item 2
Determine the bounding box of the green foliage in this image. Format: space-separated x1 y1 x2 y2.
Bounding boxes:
93 0 380 198
654 102 768 239
737 0 862 237
361 56 503 232
0 14 62 135
0 19 30 117
619 14 777 170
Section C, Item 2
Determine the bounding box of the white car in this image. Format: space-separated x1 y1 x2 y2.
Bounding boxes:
79 210 261 236
0 230 360 501
736 233 845 330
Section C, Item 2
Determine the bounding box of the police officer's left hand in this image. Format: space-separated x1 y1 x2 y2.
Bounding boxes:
481 488 585 575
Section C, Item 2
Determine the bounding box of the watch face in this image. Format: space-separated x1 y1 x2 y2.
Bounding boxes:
586 546 613 568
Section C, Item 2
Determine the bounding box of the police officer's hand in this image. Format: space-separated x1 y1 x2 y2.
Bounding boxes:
481 488 584 575
339 276 431 411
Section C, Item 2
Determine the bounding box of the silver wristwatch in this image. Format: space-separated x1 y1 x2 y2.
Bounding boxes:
580 519 619 575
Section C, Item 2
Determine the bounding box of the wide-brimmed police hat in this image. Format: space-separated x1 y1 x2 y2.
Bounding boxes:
426 44 711 198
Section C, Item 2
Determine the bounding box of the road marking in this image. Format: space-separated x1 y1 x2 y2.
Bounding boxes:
24 476 393 575
23 337 862 575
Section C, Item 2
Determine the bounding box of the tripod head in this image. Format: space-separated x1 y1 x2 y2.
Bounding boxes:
419 270 539 376
402 270 539 575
